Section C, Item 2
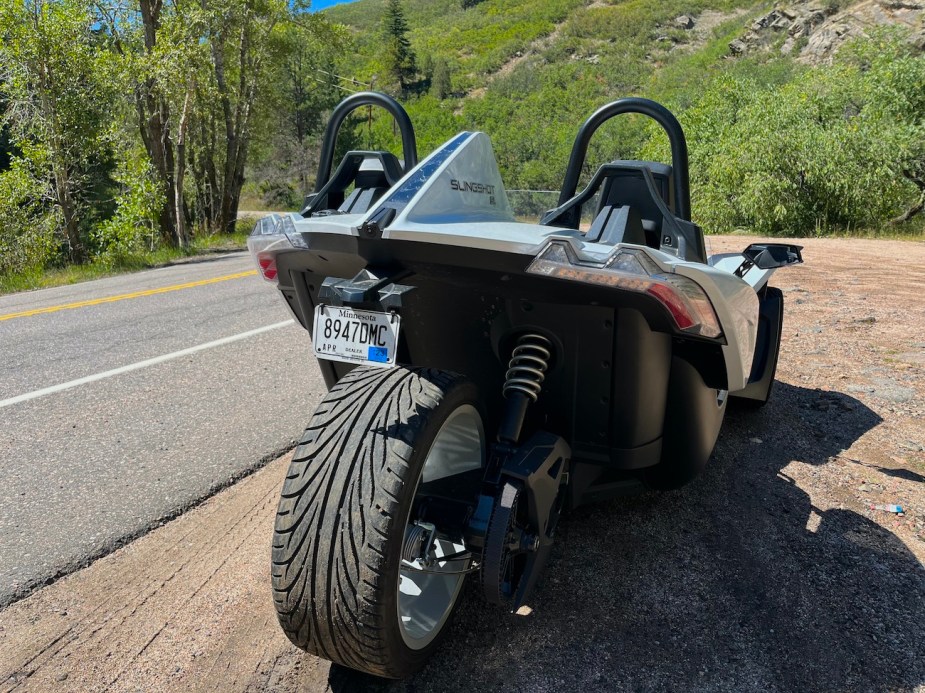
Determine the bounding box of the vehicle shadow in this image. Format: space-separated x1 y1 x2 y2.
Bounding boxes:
325 382 925 692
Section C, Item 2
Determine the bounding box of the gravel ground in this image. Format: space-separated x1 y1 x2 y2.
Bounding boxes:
1 236 923 692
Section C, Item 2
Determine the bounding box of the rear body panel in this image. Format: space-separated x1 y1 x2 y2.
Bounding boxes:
257 128 777 504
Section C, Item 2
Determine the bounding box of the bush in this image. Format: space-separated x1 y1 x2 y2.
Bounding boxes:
92 149 163 259
643 34 925 235
259 178 299 210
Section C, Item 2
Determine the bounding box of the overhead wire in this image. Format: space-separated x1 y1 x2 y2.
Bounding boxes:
307 74 360 93
315 68 371 87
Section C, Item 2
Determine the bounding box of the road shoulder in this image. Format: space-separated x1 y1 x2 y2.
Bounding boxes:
0 452 329 693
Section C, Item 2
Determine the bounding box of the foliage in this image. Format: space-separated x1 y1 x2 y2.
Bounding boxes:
430 57 452 98
642 32 925 234
0 157 56 275
327 0 765 191
93 145 164 258
263 24 345 192
0 0 345 282
0 0 115 262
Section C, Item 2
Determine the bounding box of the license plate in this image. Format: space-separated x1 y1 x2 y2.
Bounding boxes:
312 305 400 367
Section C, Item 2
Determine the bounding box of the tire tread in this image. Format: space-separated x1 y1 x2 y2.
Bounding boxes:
271 366 463 678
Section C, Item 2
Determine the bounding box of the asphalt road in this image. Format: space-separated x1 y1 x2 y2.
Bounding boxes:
0 252 327 606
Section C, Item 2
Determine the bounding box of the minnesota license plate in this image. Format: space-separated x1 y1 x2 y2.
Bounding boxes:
312 305 400 367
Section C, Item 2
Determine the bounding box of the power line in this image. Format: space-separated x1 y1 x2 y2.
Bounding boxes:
307 74 361 94
315 68 371 88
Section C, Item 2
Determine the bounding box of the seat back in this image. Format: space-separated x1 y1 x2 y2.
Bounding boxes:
594 160 674 249
301 151 404 216
586 204 648 247
585 161 706 262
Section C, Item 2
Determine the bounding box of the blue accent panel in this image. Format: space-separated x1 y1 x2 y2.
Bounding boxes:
370 132 470 216
368 346 389 363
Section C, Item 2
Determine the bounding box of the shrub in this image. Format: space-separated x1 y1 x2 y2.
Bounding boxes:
92 150 163 259
643 34 925 235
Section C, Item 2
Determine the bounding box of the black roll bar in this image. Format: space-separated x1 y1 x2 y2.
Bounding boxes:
557 97 692 221
313 92 418 193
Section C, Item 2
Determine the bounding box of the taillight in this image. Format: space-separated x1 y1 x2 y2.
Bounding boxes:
247 214 307 284
257 253 278 282
646 282 695 331
527 240 722 338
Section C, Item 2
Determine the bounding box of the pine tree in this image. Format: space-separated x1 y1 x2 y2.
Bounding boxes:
382 0 416 92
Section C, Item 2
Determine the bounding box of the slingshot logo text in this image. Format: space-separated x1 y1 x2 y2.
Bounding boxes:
450 179 496 205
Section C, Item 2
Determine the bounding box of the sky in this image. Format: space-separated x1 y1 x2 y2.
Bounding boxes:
311 0 358 10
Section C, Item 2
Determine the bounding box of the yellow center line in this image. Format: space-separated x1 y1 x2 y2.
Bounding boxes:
0 270 258 322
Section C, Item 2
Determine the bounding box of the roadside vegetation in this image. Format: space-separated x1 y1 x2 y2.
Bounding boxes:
0 0 346 286
1 0 923 292
326 0 925 238
0 223 252 295
643 33 925 236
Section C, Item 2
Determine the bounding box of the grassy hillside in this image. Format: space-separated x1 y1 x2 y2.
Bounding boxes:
325 0 775 190
322 0 925 236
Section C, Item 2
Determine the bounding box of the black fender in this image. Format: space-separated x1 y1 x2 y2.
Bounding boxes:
643 355 727 490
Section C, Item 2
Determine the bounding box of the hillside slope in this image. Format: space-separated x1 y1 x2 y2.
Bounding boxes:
321 0 924 235
326 0 768 189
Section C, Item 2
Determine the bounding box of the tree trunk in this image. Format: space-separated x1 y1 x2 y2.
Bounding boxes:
33 18 85 264
137 0 184 248
174 89 193 249
890 171 925 225
890 195 924 224
202 2 276 235
53 161 84 263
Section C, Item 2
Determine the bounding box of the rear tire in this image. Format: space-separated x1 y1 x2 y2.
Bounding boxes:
271 366 484 679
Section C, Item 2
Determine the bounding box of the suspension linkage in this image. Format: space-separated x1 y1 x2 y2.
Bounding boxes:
401 552 480 575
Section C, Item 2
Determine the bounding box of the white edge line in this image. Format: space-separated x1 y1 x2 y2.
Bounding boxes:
0 320 295 410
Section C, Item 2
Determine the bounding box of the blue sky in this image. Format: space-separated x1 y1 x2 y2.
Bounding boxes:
311 0 357 10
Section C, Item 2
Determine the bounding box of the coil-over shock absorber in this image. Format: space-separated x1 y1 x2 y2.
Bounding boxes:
496 333 552 444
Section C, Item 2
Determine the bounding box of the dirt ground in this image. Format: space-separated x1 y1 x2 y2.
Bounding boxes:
1 236 923 692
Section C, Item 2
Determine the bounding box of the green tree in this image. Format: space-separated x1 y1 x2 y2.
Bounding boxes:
257 23 345 196
99 0 341 239
381 0 416 93
0 0 113 262
94 0 203 248
430 56 451 99
0 156 56 275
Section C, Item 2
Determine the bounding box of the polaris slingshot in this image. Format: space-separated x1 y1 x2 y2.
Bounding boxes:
248 92 802 678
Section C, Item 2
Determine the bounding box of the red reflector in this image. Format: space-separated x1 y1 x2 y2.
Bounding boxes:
257 254 278 282
646 283 695 330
